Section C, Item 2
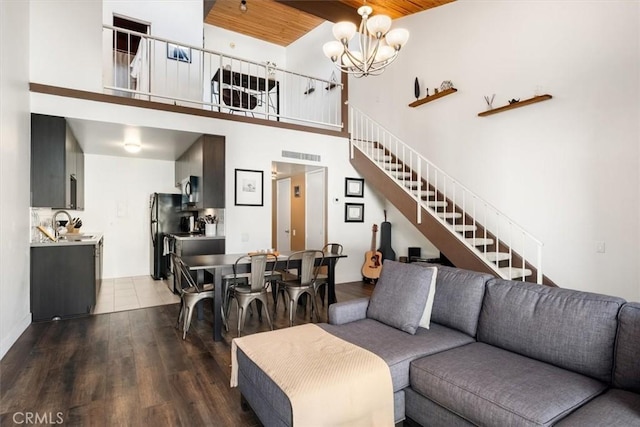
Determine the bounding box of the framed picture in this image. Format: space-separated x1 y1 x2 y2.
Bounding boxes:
345 203 365 222
167 43 191 63
235 169 264 206
345 177 364 197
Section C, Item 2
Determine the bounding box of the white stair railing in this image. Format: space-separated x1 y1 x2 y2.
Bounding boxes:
350 106 543 283
102 26 343 131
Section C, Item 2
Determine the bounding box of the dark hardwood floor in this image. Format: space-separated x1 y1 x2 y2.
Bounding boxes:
0 281 374 426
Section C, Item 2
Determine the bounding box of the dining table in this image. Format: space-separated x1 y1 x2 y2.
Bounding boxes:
180 251 347 341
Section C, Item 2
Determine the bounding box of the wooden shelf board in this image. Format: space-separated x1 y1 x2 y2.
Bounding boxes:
409 88 457 107
478 94 553 117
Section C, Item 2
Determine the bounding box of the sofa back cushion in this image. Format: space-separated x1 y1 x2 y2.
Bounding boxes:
478 279 626 383
415 263 492 337
613 302 640 392
367 261 436 335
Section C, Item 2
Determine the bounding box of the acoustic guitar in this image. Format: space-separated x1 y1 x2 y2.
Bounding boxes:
362 224 383 282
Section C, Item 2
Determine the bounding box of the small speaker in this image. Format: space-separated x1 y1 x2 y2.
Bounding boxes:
408 247 421 261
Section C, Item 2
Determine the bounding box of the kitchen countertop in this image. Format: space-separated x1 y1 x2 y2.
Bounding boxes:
169 232 225 241
31 232 104 247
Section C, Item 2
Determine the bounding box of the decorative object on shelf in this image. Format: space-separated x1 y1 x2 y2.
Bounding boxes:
345 203 365 222
484 94 496 110
322 3 409 78
325 71 338 90
434 88 439 94
239 0 247 13
508 98 520 104
234 169 264 206
345 177 365 197
304 78 316 95
478 94 553 117
414 78 420 100
408 87 457 108
440 80 454 91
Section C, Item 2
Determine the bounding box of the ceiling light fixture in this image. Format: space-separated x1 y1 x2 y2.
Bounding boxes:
239 0 247 13
323 3 409 78
124 141 141 153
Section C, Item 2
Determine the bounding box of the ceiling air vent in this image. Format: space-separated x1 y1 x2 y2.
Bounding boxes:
281 150 321 162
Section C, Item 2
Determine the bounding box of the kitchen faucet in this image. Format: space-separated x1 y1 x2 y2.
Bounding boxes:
52 210 72 237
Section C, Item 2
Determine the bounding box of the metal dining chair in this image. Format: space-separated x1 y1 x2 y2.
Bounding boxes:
172 253 215 340
274 250 324 327
225 253 276 336
313 243 344 307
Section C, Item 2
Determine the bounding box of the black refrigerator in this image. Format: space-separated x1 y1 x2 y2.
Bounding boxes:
150 192 183 279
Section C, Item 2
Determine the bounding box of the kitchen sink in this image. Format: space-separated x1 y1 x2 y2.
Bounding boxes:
59 234 95 241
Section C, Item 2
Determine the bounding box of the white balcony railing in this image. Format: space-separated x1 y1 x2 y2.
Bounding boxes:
350 106 543 283
102 26 343 131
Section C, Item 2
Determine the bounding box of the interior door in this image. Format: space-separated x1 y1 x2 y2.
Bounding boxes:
305 169 325 250
277 178 291 252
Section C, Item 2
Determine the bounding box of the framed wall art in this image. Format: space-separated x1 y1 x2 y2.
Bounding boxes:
235 169 263 206
345 177 364 197
167 43 191 63
345 202 365 222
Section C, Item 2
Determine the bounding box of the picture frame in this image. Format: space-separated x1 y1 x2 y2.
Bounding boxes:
345 203 365 222
167 43 191 63
345 177 364 197
235 169 263 206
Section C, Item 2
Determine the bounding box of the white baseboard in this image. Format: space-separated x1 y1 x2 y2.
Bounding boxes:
0 312 32 361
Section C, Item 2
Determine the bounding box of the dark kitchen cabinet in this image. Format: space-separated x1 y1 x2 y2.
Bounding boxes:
31 113 84 210
31 241 101 321
175 134 225 209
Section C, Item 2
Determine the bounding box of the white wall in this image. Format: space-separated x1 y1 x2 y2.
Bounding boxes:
204 24 285 66
348 0 640 301
1 0 32 359
82 155 177 278
30 0 103 91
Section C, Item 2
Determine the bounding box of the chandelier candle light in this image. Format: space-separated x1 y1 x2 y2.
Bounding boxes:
323 4 409 78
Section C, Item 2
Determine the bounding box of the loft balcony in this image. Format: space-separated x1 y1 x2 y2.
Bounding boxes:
99 26 345 133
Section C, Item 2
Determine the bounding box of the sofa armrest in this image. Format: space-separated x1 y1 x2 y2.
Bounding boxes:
328 297 370 325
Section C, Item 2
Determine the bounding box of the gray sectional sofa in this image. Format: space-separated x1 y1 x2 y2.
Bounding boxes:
324 262 640 426
236 261 640 426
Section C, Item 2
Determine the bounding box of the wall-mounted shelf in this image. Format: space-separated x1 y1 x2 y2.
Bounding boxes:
478 94 553 117
409 88 457 108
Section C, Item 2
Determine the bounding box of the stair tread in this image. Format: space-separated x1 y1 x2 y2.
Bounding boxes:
437 212 463 219
484 252 511 262
452 224 477 232
466 237 494 246
499 267 532 279
424 200 448 208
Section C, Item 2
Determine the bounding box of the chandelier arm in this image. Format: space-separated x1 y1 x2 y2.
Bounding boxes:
340 48 369 74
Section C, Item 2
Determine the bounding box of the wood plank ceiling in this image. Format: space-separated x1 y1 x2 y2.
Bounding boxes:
205 0 455 47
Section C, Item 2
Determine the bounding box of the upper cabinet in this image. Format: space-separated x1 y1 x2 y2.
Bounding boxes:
175 134 225 209
31 114 85 210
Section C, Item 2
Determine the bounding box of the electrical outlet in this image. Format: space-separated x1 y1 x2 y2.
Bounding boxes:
595 241 606 253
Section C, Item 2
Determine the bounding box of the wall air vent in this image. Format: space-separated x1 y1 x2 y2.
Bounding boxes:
282 150 321 162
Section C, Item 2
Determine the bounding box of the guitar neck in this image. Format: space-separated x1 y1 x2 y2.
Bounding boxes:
370 230 377 252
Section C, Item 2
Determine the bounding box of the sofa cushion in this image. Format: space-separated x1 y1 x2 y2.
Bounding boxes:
366 261 436 334
613 302 640 392
415 263 491 337
319 319 474 392
554 389 640 426
410 342 608 427
477 279 625 382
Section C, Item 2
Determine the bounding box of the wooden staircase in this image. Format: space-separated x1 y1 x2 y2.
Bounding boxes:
350 141 555 286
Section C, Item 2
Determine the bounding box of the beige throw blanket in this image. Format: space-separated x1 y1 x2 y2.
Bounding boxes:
231 324 394 427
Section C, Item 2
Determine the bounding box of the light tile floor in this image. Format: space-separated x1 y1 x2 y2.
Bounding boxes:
93 275 180 314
